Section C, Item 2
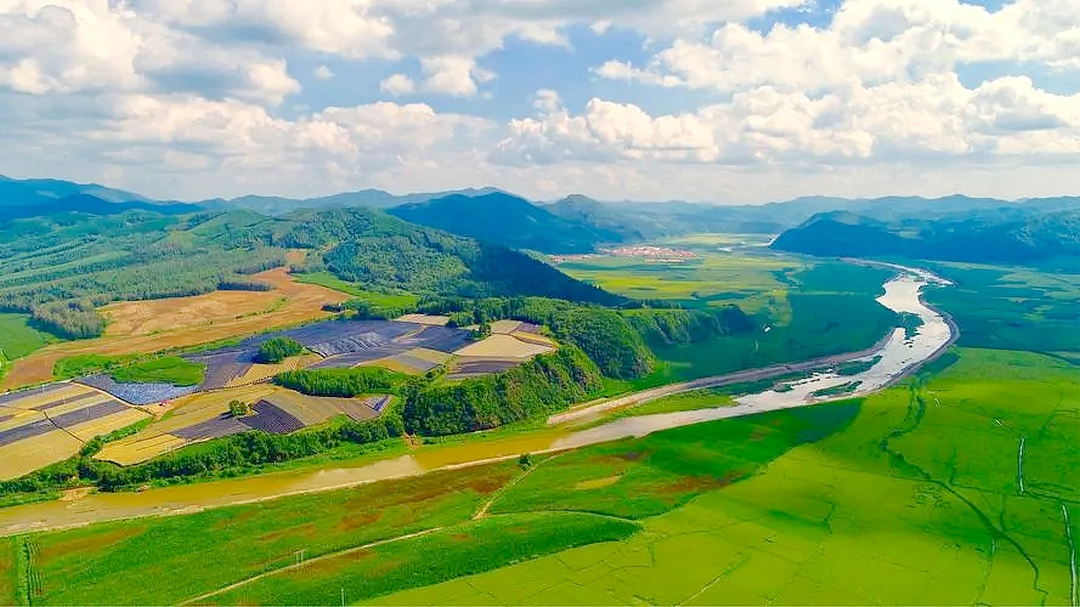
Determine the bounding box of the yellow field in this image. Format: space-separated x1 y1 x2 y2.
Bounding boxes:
406 348 453 365
1 256 348 391
510 332 557 347
0 430 83 480
396 314 450 326
0 407 45 433
490 320 523 334
0 384 89 410
96 434 187 466
151 385 278 434
263 390 379 426
362 357 422 375
65 409 150 443
226 353 322 387
453 335 556 359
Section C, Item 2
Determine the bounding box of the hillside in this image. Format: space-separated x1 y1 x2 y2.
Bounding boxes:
388 192 615 254
771 209 1080 264
0 204 622 341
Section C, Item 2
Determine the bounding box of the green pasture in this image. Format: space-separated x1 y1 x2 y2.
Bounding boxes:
8 349 1078 606
374 349 1080 605
0 313 57 362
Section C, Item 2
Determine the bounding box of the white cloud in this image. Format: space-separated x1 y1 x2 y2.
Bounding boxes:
314 65 334 79
595 0 1080 94
380 73 416 95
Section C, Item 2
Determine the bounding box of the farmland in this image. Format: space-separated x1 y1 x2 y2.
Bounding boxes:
372 348 1080 605
1 263 349 391
11 348 1070 606
0 314 57 365
0 383 151 479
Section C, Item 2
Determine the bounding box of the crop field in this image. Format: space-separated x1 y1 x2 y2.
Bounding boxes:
225 353 322 387
446 357 521 380
95 385 386 466
396 314 451 326
372 348 1080 605
556 247 798 313
17 462 523 606
454 334 556 359
1 264 348 391
0 383 150 479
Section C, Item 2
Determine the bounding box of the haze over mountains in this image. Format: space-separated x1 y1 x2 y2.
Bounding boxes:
2 174 1077 264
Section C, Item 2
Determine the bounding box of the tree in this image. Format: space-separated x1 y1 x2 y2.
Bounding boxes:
228 400 251 417
255 337 304 364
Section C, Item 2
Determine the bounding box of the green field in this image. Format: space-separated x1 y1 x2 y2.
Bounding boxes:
5 349 1078 605
926 262 1080 358
373 349 1080 605
0 313 57 362
54 354 206 386
560 247 899 382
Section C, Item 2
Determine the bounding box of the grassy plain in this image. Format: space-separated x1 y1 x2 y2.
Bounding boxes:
374 349 1080 605
925 262 1080 358
0 313 57 363
1 262 348 390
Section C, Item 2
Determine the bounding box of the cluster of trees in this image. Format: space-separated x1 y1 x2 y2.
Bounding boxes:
402 346 603 436
0 210 287 341
29 299 105 339
0 415 404 495
255 337 304 364
274 367 407 398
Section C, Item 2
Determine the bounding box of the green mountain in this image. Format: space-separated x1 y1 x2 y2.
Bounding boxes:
771 209 1080 264
389 192 618 254
0 204 621 340
0 175 147 205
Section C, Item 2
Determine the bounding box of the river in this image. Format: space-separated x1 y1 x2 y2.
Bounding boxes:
0 264 955 536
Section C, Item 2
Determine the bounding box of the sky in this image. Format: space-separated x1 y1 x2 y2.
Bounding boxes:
1 0 1079 204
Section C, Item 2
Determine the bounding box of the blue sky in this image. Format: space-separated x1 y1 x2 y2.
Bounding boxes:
0 0 1077 204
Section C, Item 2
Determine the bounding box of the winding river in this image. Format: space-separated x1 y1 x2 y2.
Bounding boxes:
0 263 956 536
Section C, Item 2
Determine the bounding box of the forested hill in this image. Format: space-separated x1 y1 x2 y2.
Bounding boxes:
771 209 1080 264
0 205 622 339
278 207 623 304
388 192 617 254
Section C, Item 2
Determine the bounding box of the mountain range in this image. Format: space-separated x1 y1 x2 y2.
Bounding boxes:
1 174 1077 262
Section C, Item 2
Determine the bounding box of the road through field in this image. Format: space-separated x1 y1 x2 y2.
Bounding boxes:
0 263 956 537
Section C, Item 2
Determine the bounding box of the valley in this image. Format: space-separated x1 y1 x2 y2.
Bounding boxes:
0 176 1076 606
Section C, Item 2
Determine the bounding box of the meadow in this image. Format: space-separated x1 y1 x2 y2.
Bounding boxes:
0 314 56 365
373 348 1080 605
